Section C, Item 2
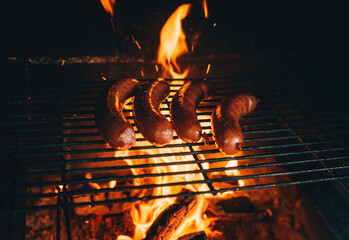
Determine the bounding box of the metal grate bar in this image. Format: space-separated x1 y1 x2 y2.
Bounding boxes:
1 70 348 216
1 146 347 191
2 176 349 214
3 162 349 202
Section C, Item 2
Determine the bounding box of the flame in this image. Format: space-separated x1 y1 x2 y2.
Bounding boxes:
117 139 245 239
202 0 209 18
118 136 209 240
109 180 117 188
107 3 246 238
225 160 245 187
113 80 245 239
116 236 133 240
157 4 191 79
91 2 247 238
225 160 239 176
100 0 116 17
85 173 117 190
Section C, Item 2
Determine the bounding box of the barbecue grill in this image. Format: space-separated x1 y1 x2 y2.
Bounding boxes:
1 56 349 239
2 0 349 239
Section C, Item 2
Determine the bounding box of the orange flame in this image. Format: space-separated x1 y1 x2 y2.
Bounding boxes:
157 4 191 79
118 136 209 240
98 2 247 239
100 0 116 17
85 173 117 189
113 126 245 239
202 0 209 18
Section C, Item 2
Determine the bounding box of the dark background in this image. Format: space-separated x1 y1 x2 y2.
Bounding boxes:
1 0 348 77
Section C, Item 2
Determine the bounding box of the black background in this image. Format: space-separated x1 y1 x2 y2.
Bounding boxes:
1 0 348 78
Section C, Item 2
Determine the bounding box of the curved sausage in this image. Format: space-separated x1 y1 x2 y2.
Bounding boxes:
133 78 173 146
211 93 258 155
170 80 215 143
94 78 141 150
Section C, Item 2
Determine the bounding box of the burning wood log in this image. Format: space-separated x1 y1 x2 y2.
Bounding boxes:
177 231 208 240
144 195 197 240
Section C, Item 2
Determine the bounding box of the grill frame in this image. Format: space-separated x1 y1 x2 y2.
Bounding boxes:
1 58 349 239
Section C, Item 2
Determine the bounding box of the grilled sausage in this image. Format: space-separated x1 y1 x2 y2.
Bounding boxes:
94 78 141 150
211 93 258 155
133 78 173 146
170 80 215 143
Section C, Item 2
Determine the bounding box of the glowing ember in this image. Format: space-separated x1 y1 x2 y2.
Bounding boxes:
206 63 211 74
131 35 142 50
157 4 191 79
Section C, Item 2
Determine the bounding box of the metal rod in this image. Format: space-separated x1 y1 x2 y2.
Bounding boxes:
2 175 349 214
189 146 217 194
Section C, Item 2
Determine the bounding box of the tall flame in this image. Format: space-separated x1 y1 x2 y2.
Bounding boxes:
157 4 191 79
100 0 116 17
106 2 246 239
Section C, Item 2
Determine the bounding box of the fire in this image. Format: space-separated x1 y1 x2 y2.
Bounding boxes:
157 4 191 79
85 172 117 190
118 138 209 239
114 88 244 239
202 0 209 18
94 2 245 239
225 160 244 187
100 0 116 17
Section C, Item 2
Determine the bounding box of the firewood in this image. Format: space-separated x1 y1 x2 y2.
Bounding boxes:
144 195 197 240
177 231 208 240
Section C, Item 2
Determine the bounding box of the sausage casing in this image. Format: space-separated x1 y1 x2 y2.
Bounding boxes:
133 79 173 146
94 78 141 150
170 80 215 143
211 93 258 155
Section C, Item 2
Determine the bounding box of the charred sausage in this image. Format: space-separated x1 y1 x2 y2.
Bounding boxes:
211 93 258 155
133 78 173 146
170 80 215 143
94 78 141 150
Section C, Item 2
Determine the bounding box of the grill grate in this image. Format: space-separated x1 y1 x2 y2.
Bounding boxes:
1 64 349 216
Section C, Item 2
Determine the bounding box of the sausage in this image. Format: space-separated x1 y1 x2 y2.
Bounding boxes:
170 80 215 143
211 93 258 155
133 78 173 146
94 78 141 150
